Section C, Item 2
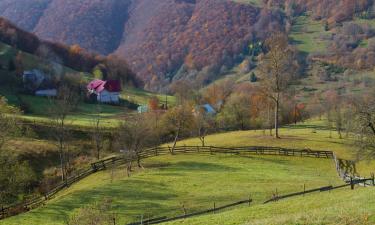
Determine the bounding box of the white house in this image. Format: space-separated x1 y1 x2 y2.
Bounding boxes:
87 79 121 104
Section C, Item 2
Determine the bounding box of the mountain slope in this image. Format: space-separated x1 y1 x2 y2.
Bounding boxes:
33 0 131 55
0 0 284 90
1 0 374 90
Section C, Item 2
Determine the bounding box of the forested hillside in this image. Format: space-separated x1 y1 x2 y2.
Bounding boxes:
0 0 284 90
0 17 139 86
1 0 375 90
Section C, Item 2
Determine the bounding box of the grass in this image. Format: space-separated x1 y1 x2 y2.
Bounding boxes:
169 118 375 175
165 187 375 225
122 87 175 107
0 88 127 127
2 119 375 225
289 14 331 54
232 0 262 6
1 153 342 225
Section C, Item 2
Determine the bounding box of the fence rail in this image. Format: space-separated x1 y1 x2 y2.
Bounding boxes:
0 145 352 220
127 199 252 225
264 177 375 204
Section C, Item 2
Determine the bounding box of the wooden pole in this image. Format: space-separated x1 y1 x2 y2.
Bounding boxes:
303 184 306 196
213 202 216 214
183 204 187 218
350 177 354 190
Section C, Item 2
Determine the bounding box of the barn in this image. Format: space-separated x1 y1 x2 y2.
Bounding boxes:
87 80 122 104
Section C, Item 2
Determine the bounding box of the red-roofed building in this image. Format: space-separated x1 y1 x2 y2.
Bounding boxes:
87 80 122 104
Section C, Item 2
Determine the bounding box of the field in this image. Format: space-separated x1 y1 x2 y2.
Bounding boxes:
2 119 374 225
1 154 342 225
289 14 331 54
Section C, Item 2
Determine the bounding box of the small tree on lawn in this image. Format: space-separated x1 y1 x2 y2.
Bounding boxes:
257 32 298 138
162 104 194 154
67 198 116 225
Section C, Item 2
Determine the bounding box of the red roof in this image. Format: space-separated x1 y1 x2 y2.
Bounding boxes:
104 80 121 92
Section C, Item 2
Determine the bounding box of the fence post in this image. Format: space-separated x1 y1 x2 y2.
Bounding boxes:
182 204 187 218
303 184 306 196
371 173 374 186
213 202 216 214
350 177 354 190
248 196 251 206
210 146 213 155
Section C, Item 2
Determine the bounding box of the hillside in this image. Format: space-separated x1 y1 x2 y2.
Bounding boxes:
2 0 375 91
0 0 285 90
2 119 374 225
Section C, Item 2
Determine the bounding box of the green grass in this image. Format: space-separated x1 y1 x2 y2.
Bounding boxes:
289 14 331 53
232 0 262 6
169 119 375 175
166 187 375 225
1 153 342 225
0 88 127 127
2 120 374 225
122 87 176 107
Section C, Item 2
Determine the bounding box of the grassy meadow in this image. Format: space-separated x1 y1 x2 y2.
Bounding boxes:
1 154 342 225
2 119 375 225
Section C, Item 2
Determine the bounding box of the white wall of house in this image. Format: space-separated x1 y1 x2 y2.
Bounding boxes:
97 90 120 103
35 89 57 97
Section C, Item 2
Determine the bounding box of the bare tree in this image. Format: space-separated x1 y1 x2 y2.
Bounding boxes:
258 32 298 138
353 94 375 160
91 104 105 160
162 104 194 154
194 108 214 147
48 84 79 182
118 114 156 176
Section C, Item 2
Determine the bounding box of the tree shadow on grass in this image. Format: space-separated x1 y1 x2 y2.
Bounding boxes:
282 124 331 131
26 179 179 223
240 155 294 165
168 161 238 172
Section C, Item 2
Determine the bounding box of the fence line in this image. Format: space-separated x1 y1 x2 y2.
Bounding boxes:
0 145 357 220
127 199 252 225
264 176 375 204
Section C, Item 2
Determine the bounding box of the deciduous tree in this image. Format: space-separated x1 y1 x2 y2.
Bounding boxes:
257 32 298 138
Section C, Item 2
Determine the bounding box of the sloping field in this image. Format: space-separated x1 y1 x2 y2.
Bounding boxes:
1 153 341 225
2 119 374 225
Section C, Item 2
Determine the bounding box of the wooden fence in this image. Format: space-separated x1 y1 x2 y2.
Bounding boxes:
127 199 252 225
264 177 375 204
0 145 346 220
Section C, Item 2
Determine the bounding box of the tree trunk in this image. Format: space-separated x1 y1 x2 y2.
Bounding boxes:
275 98 280 139
338 128 342 139
59 140 65 183
171 127 181 154
201 136 205 147
136 152 143 168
